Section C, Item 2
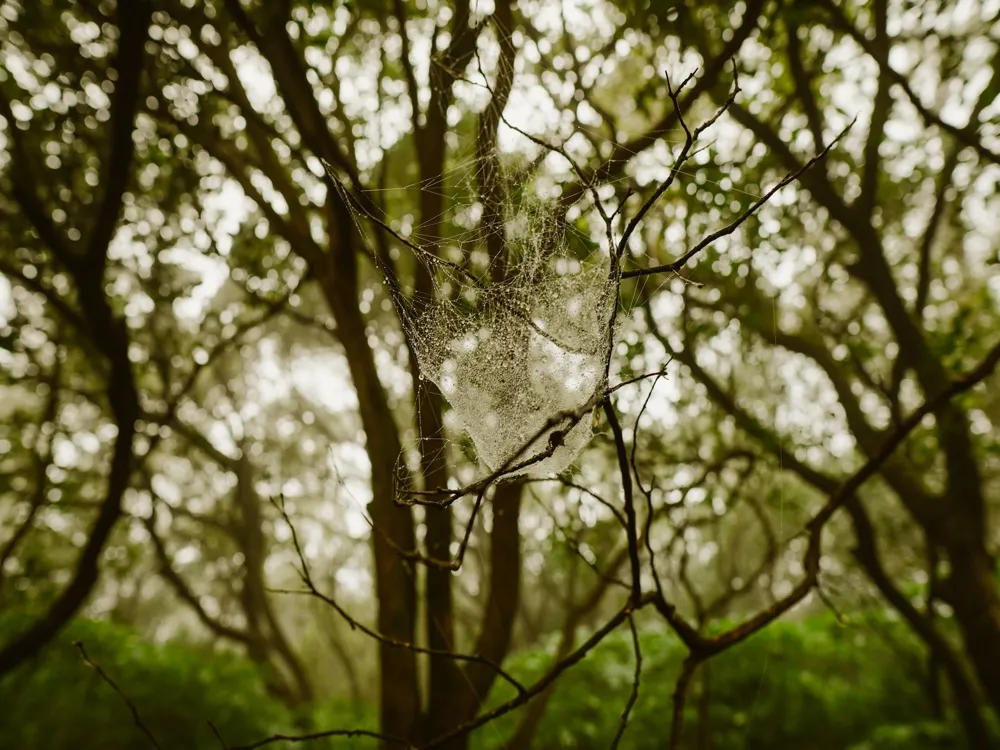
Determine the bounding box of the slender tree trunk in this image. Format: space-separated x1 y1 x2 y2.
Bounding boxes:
945 547 1000 718
697 661 711 750
413 126 461 742
443 481 524 750
848 500 994 749
925 537 944 719
316 252 420 741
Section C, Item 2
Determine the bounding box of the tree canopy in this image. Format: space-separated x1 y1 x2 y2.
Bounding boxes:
1 0 999 748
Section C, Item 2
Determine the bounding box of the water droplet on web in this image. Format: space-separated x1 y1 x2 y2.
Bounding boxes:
356 151 616 477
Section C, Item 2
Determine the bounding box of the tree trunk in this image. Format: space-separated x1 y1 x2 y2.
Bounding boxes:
945 546 1000 718
848 501 994 749
439 481 524 750
413 128 461 743
696 660 712 750
316 252 420 741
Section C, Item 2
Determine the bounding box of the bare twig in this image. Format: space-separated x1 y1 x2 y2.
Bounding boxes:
209 721 227 748
523 477 627 529
530 489 630 590
422 595 655 749
269 496 527 696
75 642 163 750
616 64 740 261
603 397 642 604
610 613 642 749
230 728 415 749
624 118 855 279
607 358 674 394
669 655 701 750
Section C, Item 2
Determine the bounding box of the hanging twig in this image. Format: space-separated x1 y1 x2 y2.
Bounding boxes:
74 642 163 750
268 496 527 696
610 613 643 749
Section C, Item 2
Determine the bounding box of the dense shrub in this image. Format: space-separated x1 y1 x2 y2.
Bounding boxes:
473 612 983 750
0 613 291 750
0 611 988 749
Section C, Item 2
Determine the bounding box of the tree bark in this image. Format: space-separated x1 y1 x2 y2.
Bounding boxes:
944 548 1000 717
317 251 420 740
848 501 994 749
443 481 524 750
234 450 313 705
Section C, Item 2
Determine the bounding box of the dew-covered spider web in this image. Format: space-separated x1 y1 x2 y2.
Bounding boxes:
337 144 621 480
408 199 615 477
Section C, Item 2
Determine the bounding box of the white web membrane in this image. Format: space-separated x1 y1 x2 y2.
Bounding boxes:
409 194 615 477
338 143 619 480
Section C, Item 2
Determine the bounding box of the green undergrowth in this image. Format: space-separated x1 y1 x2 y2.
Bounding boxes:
0 609 991 749
473 611 993 750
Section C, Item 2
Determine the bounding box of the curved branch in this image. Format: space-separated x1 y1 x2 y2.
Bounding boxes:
270 497 527 698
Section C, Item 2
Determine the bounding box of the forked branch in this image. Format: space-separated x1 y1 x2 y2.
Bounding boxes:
624 118 855 279
269 496 527 697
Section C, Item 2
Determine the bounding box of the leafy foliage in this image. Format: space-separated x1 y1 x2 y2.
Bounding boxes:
0 612 291 750
2 609 990 749
1 0 999 745
474 613 991 750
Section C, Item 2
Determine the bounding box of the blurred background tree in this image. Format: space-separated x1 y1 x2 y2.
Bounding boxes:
1 0 998 748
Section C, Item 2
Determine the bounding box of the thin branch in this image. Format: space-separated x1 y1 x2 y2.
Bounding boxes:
209 722 227 748
624 119 855 279
269 497 526 697
531 489 629 590
616 64 739 260
75 641 163 749
229 729 414 750
522 477 627 529
603 397 642 604
559 0 767 208
607 359 674 394
610 613 642 749
669 655 701 750
422 595 655 749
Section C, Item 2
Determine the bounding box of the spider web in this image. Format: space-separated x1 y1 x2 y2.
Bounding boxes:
410 191 618 477
331 38 763 486
336 139 620 480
